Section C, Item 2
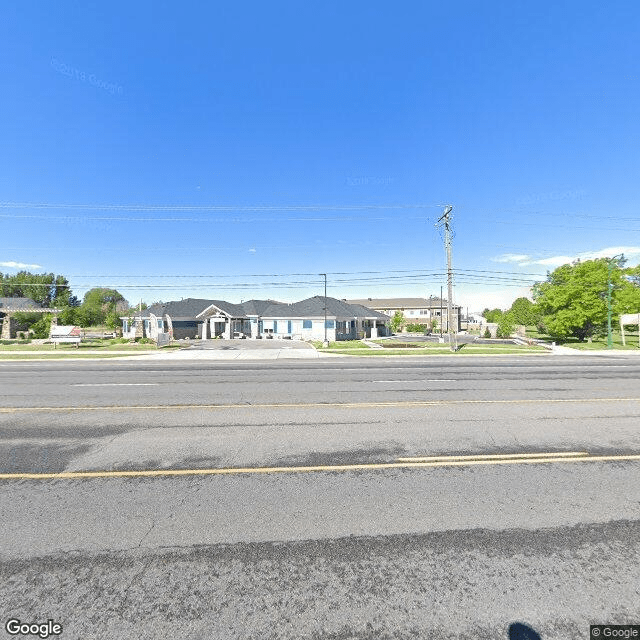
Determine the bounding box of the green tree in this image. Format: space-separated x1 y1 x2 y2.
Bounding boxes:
496 313 515 338
0 271 71 306
80 288 127 326
30 314 53 339
482 308 503 323
390 310 405 333
508 297 537 326
533 258 637 341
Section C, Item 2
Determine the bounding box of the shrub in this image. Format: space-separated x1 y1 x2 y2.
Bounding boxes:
497 314 515 338
405 323 427 333
483 328 491 339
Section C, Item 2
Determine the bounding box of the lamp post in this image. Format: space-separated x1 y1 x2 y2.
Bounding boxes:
319 273 328 347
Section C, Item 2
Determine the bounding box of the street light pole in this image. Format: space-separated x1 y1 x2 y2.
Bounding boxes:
319 273 328 346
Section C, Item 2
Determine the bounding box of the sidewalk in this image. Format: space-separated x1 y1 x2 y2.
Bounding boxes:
549 344 640 357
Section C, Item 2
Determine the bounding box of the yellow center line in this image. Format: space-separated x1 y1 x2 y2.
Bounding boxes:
397 451 589 462
1 397 640 412
2 453 640 481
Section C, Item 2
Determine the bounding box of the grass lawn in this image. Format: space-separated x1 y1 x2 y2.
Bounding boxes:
0 340 181 352
309 340 370 349
0 353 134 360
525 327 640 350
317 341 546 356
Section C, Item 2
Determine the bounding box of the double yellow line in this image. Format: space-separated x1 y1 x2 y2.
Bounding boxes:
2 450 640 481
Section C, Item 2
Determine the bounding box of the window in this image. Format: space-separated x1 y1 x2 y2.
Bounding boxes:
303 320 312 329
325 320 335 329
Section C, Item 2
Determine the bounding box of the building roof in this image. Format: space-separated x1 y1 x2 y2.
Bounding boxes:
132 298 216 320
345 297 459 309
0 297 44 311
262 296 390 320
240 299 279 316
123 296 390 321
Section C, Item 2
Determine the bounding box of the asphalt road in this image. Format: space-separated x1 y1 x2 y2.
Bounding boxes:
1 355 639 639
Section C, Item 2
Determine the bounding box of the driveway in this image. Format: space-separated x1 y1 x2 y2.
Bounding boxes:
129 338 329 360
187 338 314 351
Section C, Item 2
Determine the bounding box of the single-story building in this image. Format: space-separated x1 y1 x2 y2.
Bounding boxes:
258 296 390 341
122 296 390 341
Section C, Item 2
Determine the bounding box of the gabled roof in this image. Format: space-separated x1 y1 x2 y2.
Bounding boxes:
0 297 44 310
261 296 390 320
240 299 279 316
132 298 216 319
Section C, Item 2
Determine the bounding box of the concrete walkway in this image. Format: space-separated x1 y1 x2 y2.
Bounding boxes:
129 346 334 360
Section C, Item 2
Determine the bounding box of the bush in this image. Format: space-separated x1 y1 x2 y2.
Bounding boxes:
497 314 515 338
483 328 491 339
30 314 53 339
405 323 427 333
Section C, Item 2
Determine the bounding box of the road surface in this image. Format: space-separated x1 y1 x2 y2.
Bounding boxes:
1 355 639 639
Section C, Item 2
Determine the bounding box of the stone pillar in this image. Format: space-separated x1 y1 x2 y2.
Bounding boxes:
1 314 15 340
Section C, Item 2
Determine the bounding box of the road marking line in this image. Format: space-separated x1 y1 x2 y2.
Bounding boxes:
1 397 639 412
72 383 160 387
1 453 640 480
397 451 589 462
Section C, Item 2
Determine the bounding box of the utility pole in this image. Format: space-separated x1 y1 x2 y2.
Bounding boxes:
607 254 623 349
319 273 328 346
436 205 457 351
440 286 443 337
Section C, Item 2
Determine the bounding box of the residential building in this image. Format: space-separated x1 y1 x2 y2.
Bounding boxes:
345 297 462 332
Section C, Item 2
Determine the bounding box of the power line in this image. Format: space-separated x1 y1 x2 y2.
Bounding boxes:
0 201 443 211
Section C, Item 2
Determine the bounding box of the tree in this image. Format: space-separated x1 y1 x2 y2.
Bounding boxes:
533 258 638 341
390 311 405 333
496 313 515 338
508 297 537 326
482 308 503 323
0 271 72 307
80 288 127 326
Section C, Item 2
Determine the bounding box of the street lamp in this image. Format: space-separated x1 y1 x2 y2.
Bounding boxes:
319 273 328 347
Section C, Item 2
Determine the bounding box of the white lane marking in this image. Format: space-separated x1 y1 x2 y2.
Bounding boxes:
372 379 456 383
73 383 160 387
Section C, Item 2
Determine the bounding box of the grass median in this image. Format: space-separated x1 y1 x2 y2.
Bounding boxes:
312 340 546 356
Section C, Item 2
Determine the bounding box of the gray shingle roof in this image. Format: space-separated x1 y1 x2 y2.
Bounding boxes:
261 296 389 320
0 297 43 310
133 298 216 319
240 299 279 316
123 296 391 322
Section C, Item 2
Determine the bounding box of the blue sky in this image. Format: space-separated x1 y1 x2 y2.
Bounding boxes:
2 1 640 311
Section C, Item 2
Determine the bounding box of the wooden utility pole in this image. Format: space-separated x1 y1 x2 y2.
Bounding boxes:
436 205 457 352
